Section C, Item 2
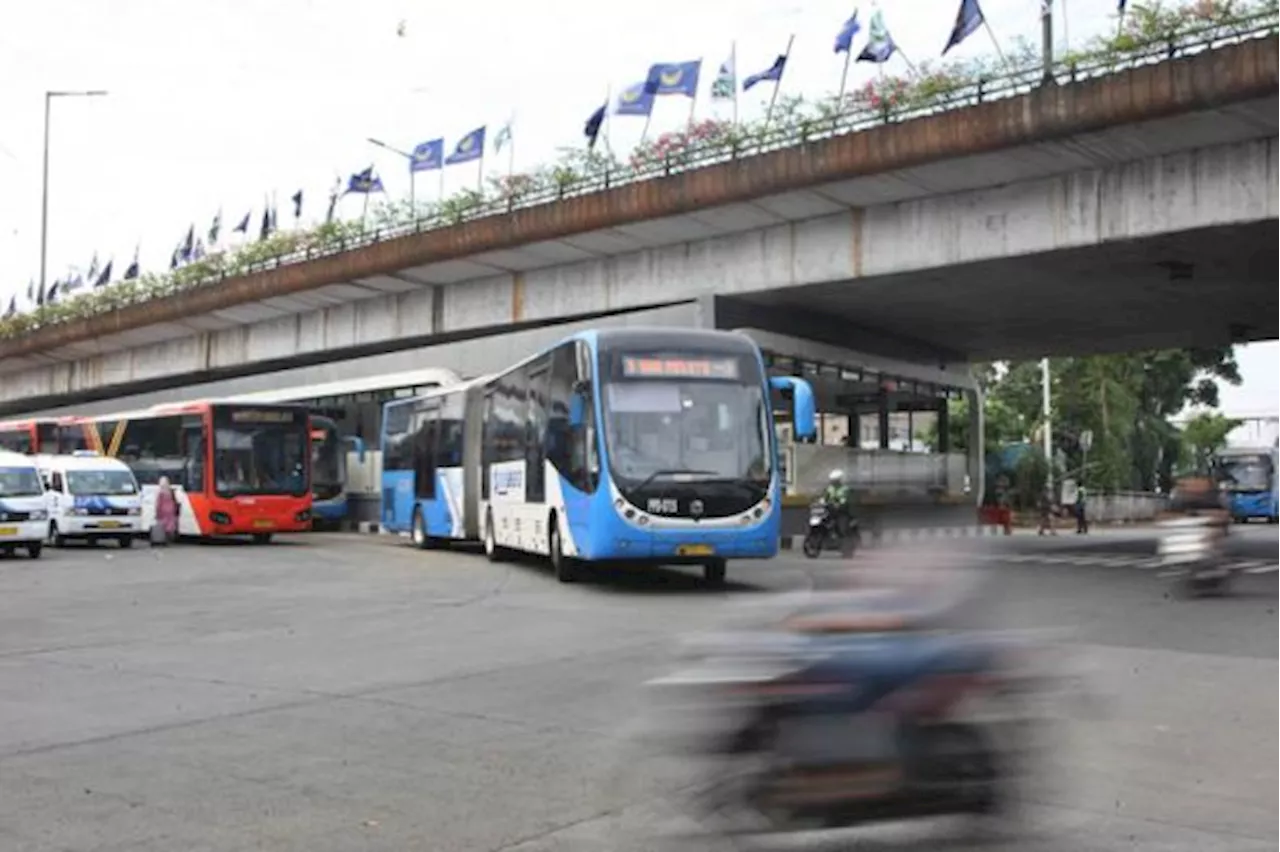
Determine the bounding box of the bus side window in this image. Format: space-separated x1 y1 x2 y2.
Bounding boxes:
182 423 205 492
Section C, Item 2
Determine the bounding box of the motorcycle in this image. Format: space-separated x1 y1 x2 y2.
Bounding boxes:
646 590 1061 838
803 500 861 558
1157 515 1235 597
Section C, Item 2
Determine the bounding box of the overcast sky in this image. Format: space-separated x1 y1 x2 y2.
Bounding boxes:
0 0 1273 413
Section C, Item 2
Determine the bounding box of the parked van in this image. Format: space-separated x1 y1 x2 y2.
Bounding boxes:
0 449 48 558
36 452 144 548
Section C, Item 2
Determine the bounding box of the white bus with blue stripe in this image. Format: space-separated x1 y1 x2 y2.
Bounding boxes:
379 327 816 584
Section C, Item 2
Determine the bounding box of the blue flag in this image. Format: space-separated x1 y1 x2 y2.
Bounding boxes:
584 104 606 148
445 127 486 165
943 0 984 54
743 55 787 91
233 212 250 234
410 138 444 172
834 11 861 53
614 81 655 116
644 60 701 97
345 166 384 194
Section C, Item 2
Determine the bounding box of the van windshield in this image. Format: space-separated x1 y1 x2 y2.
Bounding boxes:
66 469 138 496
0 467 43 497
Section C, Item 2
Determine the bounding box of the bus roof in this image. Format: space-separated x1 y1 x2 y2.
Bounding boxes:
220 366 463 405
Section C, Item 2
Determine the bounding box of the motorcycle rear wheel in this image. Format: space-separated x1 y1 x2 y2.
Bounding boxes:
801 533 823 559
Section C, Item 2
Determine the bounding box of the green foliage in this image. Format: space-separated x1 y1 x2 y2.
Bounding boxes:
983 348 1242 494
1180 411 1243 470
1 0 1273 344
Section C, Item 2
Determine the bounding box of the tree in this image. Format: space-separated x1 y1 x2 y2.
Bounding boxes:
1180 412 1242 471
982 347 1241 493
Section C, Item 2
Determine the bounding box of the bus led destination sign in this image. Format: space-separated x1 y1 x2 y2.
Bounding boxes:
621 356 740 380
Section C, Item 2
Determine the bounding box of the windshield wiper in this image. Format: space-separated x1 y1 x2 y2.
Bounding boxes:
633 468 720 492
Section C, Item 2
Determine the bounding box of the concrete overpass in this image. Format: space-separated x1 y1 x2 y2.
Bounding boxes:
0 31 1276 418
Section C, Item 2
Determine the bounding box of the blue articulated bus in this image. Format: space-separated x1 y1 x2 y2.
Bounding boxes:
380 327 816 584
310 415 366 527
1213 445 1279 523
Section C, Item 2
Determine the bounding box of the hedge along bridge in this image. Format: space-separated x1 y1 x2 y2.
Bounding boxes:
0 16 1275 418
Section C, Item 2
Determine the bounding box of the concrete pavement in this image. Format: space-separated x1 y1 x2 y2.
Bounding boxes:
0 533 1274 851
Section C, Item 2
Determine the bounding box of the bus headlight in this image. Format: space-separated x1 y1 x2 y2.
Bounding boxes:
28 509 47 521
71 507 89 516
128 506 141 516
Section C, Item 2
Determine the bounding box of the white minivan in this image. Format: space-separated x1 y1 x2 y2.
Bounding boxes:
0 449 48 558
37 452 144 548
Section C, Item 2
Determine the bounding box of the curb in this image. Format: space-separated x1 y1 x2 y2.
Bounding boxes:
347 521 1005 546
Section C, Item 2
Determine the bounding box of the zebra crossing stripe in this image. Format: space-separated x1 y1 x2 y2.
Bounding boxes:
1242 560 1278 575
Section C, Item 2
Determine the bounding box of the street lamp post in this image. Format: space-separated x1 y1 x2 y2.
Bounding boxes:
367 138 416 218
40 89 107 294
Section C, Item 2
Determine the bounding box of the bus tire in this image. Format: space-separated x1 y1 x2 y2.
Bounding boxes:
549 515 577 583
26 542 41 559
483 509 505 563
252 533 273 544
703 559 727 586
411 508 433 550
117 535 134 549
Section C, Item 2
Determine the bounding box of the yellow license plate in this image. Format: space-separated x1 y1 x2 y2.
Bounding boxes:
253 519 275 529
0 526 17 536
98 521 122 529
677 544 714 557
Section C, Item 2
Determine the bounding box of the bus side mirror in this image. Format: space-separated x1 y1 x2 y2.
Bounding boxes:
770 376 816 442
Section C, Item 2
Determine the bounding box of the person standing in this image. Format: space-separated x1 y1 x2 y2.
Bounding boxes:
153 476 179 545
1075 486 1089 534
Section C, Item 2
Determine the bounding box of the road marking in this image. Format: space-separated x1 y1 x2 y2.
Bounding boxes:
1241 560 1278 575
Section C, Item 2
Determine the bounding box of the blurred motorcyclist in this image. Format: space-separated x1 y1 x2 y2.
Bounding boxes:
823 469 853 539
1169 473 1230 539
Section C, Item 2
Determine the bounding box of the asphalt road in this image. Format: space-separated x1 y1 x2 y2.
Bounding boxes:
0 529 1274 852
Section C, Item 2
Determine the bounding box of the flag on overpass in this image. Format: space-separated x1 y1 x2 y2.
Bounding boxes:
124 248 139 280
858 10 897 63
614 81 655 117
4 295 14 318
410 138 444 172
583 103 606 149
710 51 736 100
493 120 513 154
445 127 486 165
93 260 112 288
943 0 984 54
345 167 385 194
292 190 304 220
232 211 251 235
208 210 222 245
744 54 787 91
833 11 862 54
643 60 701 98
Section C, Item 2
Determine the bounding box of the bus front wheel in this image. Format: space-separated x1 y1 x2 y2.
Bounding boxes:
252 533 273 544
549 516 577 584
703 559 727 586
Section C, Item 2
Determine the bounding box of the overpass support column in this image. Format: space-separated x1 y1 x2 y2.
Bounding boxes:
968 387 985 508
936 400 950 454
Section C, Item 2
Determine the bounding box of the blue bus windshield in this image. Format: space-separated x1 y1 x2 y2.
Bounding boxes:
1217 454 1273 492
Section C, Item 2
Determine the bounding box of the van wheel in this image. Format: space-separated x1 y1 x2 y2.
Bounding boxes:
411 508 433 550
26 543 42 559
549 516 577 583
483 509 505 563
48 523 67 548
117 535 134 549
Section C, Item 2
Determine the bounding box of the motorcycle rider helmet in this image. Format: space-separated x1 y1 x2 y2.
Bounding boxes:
828 469 845 483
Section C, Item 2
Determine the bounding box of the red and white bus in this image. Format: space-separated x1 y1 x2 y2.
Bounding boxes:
70 401 314 541
0 417 87 455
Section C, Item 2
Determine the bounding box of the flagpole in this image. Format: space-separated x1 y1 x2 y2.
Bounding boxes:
410 171 417 217
730 41 739 126
686 58 701 129
476 154 484 193
838 35 855 107
983 18 1015 76
602 83 615 158
507 114 516 180
764 34 796 132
